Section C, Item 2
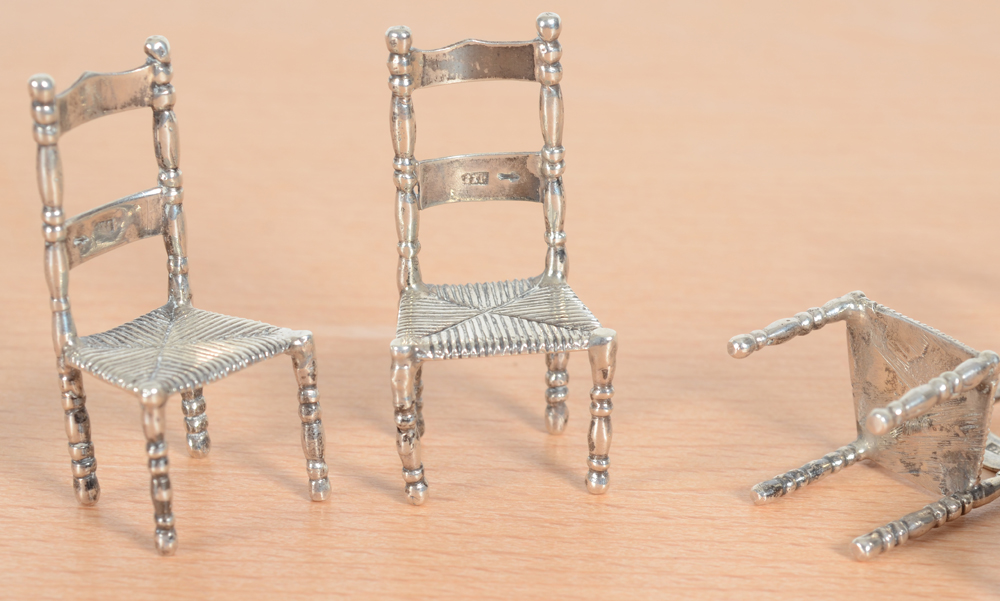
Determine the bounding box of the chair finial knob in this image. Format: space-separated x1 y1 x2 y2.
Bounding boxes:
386 26 412 54
28 74 56 103
145 36 171 63
536 12 561 42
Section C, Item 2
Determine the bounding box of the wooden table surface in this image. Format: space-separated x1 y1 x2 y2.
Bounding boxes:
3 1 1000 598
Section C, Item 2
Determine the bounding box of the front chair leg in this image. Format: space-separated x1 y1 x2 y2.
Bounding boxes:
390 339 427 505
587 329 617 494
181 387 210 458
59 357 100 505
140 387 176 556
545 352 569 434
288 333 331 502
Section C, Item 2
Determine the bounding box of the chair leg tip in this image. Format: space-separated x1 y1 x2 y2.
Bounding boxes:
310 477 331 501
186 433 211 459
586 470 609 494
545 405 568 434
74 475 101 505
405 481 428 505
154 528 177 556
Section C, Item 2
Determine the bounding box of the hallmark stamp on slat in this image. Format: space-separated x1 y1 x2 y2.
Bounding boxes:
461 171 489 185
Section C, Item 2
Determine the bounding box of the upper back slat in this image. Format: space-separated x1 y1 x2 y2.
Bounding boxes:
414 40 537 89
57 65 155 133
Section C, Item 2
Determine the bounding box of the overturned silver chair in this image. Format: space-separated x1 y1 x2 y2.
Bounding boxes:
29 36 330 555
728 291 1000 560
384 13 618 504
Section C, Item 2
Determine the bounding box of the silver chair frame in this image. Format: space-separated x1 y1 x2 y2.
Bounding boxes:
385 13 618 504
29 36 330 555
729 291 1000 560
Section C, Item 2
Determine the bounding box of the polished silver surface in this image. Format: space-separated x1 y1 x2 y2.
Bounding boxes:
29 36 330 556
729 291 1000 559
852 474 1000 561
386 13 618 504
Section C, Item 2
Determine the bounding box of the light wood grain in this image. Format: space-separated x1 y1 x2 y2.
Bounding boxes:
3 1 1000 598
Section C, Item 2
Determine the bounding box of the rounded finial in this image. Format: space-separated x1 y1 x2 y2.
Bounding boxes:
145 36 171 63
28 74 56 103
865 409 892 436
386 26 412 54
727 334 755 359
536 12 561 41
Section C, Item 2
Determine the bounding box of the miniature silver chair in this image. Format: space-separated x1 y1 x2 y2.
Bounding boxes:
384 13 618 504
729 291 1000 560
29 36 330 555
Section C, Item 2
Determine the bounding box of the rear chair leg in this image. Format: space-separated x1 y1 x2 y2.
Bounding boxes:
545 352 569 434
59 358 99 505
751 440 867 504
391 339 427 505
414 364 425 438
289 333 331 502
587 329 617 494
181 387 210 458
140 387 176 555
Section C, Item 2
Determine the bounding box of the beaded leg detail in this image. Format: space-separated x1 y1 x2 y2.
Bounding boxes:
140 388 176 555
60 358 100 505
181 387 210 458
288 333 330 502
545 352 569 434
391 339 427 505
587 329 617 494
414 364 425 438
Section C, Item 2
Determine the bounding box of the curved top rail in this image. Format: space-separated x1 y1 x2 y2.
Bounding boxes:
413 40 537 89
57 63 155 133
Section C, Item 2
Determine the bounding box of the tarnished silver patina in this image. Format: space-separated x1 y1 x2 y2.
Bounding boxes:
385 13 618 504
729 291 1000 560
29 37 330 555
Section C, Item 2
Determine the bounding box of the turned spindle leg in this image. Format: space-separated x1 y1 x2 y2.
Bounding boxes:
181 388 210 458
391 339 427 505
545 352 569 434
751 440 867 505
140 387 176 555
586 329 617 494
59 358 100 505
414 364 425 438
852 475 1000 560
288 333 331 502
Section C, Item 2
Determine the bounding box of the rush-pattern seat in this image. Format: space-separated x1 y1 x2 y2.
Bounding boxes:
29 36 330 555
385 13 619 505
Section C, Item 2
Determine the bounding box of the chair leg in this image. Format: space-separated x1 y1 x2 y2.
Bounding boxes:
181 388 210 458
587 329 618 494
59 357 100 505
140 388 176 555
545 352 570 434
391 339 427 505
414 364 425 438
288 333 331 502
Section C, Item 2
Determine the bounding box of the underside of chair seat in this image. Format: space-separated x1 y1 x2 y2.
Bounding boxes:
396 275 602 360
67 304 298 396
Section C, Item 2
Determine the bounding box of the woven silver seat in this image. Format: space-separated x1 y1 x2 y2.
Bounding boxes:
29 36 330 556
396 277 601 360
385 13 619 505
69 305 300 395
